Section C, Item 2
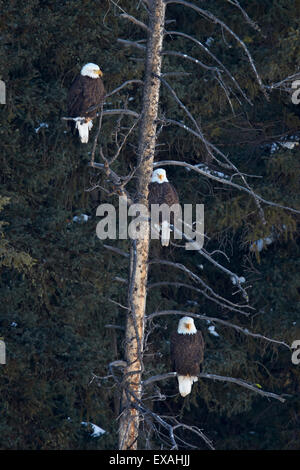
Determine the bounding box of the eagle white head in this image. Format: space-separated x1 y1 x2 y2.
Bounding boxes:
151 168 168 184
81 63 103 79
178 316 197 335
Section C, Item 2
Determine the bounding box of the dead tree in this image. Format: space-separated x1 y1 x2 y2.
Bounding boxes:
118 0 167 450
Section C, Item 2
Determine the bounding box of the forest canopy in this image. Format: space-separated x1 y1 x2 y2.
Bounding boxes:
0 0 299 450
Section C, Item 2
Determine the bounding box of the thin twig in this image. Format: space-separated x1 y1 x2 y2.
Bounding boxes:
153 159 300 215
142 371 286 402
165 0 268 99
120 12 150 33
146 310 291 349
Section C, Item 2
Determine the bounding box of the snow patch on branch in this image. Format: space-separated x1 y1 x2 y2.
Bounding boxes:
73 214 91 223
268 136 299 155
35 122 49 133
81 421 106 437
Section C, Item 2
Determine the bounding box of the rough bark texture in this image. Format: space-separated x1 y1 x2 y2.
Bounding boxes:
118 0 166 451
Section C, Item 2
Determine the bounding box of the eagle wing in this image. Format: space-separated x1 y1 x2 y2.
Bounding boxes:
148 182 179 206
163 182 179 207
82 77 106 119
170 330 204 376
149 182 180 236
195 330 205 366
170 331 179 372
67 75 106 119
67 74 85 118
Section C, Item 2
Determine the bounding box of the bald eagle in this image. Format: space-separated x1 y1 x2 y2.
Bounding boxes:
170 317 205 397
148 168 179 246
67 63 106 143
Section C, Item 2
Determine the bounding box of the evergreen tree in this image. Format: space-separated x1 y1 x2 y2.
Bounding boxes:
0 0 299 450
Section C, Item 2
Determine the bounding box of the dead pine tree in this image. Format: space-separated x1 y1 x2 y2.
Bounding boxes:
118 0 167 451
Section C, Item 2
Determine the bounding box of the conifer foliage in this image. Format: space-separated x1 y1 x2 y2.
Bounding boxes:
0 0 299 450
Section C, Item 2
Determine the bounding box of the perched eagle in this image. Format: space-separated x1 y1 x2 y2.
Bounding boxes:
170 316 205 397
148 168 179 246
67 63 106 143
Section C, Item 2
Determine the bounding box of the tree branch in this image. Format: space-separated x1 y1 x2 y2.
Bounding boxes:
142 371 286 402
153 159 300 215
106 79 144 98
62 109 140 121
162 50 219 72
117 38 146 51
164 30 252 105
165 0 268 99
120 13 150 33
146 310 291 349
147 280 251 314
149 260 252 314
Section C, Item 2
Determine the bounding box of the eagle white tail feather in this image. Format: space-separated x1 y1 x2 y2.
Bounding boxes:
161 220 171 246
178 375 198 397
75 120 93 143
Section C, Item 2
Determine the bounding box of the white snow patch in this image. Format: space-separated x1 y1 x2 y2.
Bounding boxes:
250 236 273 252
186 300 199 306
195 163 229 180
270 142 279 154
208 325 219 337
81 421 106 437
35 122 49 133
230 276 246 285
269 136 299 154
73 214 90 223
280 141 299 150
205 37 214 47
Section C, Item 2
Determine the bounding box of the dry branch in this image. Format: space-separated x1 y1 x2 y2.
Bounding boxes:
153 159 300 215
146 310 291 349
142 371 286 402
165 0 268 99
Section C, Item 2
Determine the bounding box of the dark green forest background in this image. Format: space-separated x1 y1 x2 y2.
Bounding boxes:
0 0 300 449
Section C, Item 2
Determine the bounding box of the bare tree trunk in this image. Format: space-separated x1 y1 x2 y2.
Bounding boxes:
118 0 166 451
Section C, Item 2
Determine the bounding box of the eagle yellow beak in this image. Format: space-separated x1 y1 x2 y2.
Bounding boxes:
159 174 163 180
185 323 191 330
96 69 103 77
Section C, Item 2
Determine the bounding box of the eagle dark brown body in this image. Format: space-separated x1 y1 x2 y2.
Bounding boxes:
148 169 180 246
170 331 204 377
148 181 179 208
67 74 105 133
